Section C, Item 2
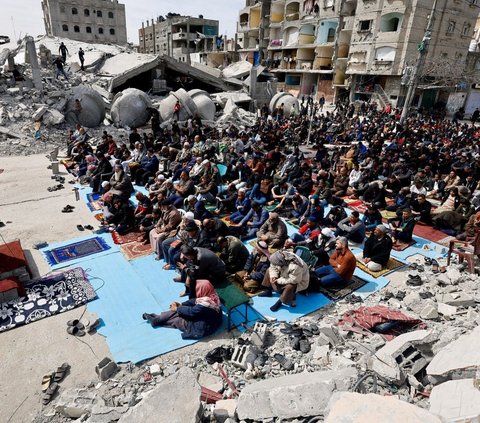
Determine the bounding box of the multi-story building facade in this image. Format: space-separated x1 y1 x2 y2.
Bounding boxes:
138 16 219 64
237 0 272 63
41 0 127 45
237 0 478 107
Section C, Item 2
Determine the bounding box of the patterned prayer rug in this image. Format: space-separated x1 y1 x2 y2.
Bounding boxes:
44 237 111 266
356 257 405 278
392 240 416 251
111 229 143 245
0 268 96 333
315 275 368 301
120 242 153 261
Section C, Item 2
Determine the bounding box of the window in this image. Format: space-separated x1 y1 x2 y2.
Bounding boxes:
108 11 114 19
375 46 396 61
72 7 78 15
98 27 104 34
324 0 334 7
62 24 69 32
447 21 456 34
359 20 372 32
327 28 336 42
463 23 471 36
97 10 102 18
60 5 65 13
380 13 402 32
84 9 90 16
74 25 80 33
110 28 115 35
86 26 92 33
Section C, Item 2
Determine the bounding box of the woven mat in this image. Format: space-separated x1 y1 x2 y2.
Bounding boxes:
120 242 153 261
381 210 398 219
356 257 405 278
316 275 368 301
111 229 143 245
392 240 416 251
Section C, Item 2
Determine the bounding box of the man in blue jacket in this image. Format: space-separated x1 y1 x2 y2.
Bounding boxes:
134 149 159 186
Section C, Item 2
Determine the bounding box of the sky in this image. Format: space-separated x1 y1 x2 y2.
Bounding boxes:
1 0 245 43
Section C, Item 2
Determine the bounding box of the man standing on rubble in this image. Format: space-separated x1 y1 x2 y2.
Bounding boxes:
59 42 69 63
53 57 69 81
78 47 85 71
173 100 182 121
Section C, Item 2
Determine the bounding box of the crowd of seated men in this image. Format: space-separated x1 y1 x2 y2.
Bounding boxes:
63 100 480 333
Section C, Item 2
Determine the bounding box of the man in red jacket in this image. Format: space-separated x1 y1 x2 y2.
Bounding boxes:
314 237 356 287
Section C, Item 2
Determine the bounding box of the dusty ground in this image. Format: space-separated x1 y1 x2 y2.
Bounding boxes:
0 153 238 422
0 153 112 423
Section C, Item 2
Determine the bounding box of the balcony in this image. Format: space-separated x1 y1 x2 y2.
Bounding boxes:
172 32 196 41
173 47 189 56
269 39 283 49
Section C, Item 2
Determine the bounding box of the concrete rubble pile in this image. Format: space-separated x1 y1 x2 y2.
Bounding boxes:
0 35 259 157
32 257 480 423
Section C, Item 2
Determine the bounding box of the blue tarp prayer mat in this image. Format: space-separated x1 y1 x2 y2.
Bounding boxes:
0 268 96 333
44 237 111 266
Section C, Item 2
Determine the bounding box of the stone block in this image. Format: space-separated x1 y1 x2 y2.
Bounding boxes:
198 372 223 392
236 368 358 421
427 326 480 382
420 303 439 320
55 388 106 419
32 105 48 121
86 405 129 423
437 303 457 317
437 292 476 308
119 368 202 423
214 399 237 422
369 330 434 385
324 392 443 423
43 109 65 126
250 321 268 348
230 345 257 370
149 364 161 376
429 379 480 422
96 357 119 381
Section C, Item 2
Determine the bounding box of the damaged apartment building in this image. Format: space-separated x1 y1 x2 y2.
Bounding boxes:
236 0 478 107
41 0 127 45
138 15 226 66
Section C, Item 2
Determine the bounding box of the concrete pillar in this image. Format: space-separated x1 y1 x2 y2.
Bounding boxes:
25 36 42 91
7 56 15 72
186 21 191 64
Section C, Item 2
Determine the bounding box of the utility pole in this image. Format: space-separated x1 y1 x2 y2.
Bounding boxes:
400 0 438 124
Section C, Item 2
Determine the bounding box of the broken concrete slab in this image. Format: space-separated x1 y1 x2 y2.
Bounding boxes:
324 392 443 423
86 405 129 423
436 292 476 308
213 399 237 423
32 106 48 121
427 325 480 383
197 372 223 392
236 367 357 421
429 379 480 422
420 303 439 320
222 61 252 80
119 368 202 423
369 330 435 385
55 388 106 419
437 302 458 317
43 109 65 126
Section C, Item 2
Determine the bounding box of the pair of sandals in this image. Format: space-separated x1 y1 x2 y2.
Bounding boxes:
61 204 75 213
41 362 70 405
66 318 101 337
407 274 423 286
47 184 64 192
76 224 94 231
409 262 425 272
51 175 65 183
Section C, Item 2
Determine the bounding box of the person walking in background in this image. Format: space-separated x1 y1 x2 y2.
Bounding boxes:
53 57 69 80
59 42 69 63
78 48 85 71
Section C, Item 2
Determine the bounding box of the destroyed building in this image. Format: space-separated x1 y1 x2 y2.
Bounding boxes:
41 0 127 45
138 15 221 65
